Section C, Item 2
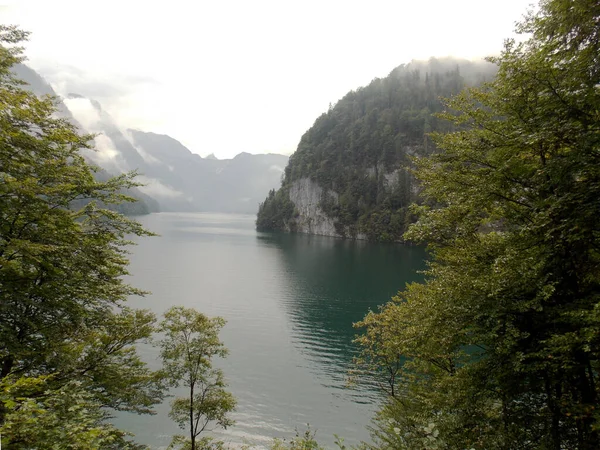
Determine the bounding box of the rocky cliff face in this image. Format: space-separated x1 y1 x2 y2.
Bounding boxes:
287 178 338 237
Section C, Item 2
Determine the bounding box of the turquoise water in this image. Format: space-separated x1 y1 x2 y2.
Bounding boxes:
117 212 427 448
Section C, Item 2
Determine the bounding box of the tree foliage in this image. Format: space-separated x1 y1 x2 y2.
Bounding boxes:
354 0 600 448
269 428 328 450
256 188 297 232
0 25 164 447
0 375 148 449
159 306 236 450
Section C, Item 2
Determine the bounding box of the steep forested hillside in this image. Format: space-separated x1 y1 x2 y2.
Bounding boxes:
257 58 496 241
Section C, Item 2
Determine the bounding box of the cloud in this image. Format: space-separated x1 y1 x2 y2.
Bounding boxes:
135 175 183 199
63 97 102 132
81 134 131 175
268 165 284 173
34 63 163 138
37 62 159 100
93 135 119 161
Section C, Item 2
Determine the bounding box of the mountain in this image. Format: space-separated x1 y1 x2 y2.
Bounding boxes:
12 64 78 123
12 64 159 214
126 130 288 213
14 64 288 214
256 57 497 241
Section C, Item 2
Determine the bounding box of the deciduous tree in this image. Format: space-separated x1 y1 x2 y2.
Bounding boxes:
0 25 164 447
159 306 235 450
355 0 600 448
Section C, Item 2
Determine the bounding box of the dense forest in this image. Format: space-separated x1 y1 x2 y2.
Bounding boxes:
352 0 600 448
256 58 496 241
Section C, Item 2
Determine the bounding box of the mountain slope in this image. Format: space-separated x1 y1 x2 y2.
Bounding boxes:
64 95 290 213
12 64 159 214
127 130 288 213
256 58 497 241
14 64 289 214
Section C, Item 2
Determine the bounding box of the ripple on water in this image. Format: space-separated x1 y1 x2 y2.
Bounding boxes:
117 213 427 449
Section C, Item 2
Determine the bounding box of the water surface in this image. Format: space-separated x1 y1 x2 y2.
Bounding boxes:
118 213 426 448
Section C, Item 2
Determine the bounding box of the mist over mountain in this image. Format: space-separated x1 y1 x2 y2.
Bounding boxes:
13 64 77 122
13 64 288 214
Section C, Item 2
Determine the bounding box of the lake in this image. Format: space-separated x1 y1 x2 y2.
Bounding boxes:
117 212 427 448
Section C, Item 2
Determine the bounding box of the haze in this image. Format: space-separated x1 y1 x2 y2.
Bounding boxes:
2 0 533 159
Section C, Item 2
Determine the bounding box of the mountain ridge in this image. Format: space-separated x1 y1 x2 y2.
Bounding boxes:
14 64 288 214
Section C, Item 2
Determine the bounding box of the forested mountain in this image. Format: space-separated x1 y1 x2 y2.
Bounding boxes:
256 58 497 241
353 1 600 447
14 64 288 214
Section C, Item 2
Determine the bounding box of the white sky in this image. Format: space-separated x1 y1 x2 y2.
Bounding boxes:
2 0 534 159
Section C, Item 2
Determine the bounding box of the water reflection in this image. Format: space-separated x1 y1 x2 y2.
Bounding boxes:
256 232 427 396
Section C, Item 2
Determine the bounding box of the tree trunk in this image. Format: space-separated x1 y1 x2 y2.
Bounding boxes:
190 382 195 450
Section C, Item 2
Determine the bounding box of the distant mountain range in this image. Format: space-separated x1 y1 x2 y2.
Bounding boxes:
13 64 288 214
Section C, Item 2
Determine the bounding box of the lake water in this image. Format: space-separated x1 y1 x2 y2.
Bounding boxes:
117 213 427 448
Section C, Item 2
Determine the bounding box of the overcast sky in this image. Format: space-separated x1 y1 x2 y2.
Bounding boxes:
3 1 534 159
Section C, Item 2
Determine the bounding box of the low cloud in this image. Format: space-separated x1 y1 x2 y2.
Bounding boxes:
135 175 183 199
37 63 158 101
82 134 130 175
93 135 119 161
63 97 103 132
269 165 284 173
33 62 162 135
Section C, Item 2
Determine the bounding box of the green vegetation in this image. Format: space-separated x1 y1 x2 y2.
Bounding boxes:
0 24 286 450
0 25 163 448
269 428 328 450
354 0 600 448
69 169 158 216
0 26 229 449
3 0 599 447
86 168 160 216
159 307 236 450
256 188 297 232
257 58 496 240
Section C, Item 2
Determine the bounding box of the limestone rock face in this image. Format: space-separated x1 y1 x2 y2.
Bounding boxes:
287 178 339 237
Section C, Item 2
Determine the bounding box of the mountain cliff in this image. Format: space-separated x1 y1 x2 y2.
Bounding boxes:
256 58 497 241
14 64 288 214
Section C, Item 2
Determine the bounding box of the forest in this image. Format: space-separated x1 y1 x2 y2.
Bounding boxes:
256 58 496 241
2 0 600 448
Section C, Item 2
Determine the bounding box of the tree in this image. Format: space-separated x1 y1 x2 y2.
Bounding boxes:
159 306 236 450
270 428 328 450
354 0 600 448
0 375 147 449
0 26 164 446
